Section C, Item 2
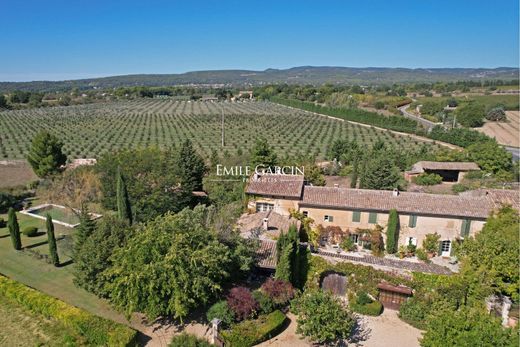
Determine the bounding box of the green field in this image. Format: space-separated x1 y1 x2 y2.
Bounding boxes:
0 100 440 160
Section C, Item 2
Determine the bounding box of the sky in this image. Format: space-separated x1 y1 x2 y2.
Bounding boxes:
1 0 518 81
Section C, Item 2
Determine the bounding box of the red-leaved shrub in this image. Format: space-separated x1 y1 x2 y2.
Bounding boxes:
227 287 259 321
261 278 295 306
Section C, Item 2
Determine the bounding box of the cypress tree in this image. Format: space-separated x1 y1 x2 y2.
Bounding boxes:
275 243 293 282
116 167 132 225
73 204 96 259
386 209 399 254
46 214 59 267
7 207 21 250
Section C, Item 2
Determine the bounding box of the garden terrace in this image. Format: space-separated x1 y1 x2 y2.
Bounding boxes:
0 100 441 160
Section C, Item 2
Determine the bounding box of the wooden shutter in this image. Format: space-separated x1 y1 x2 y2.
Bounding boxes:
461 219 471 238
369 212 377 224
352 211 361 222
408 215 417 228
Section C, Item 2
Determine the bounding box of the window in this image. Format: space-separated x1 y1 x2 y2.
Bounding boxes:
368 212 377 224
406 237 417 246
352 210 361 223
256 202 274 212
440 240 451 256
349 234 359 244
324 215 334 222
302 211 308 218
461 219 471 238
408 215 417 228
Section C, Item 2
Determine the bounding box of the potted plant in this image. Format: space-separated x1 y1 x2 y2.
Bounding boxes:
398 245 407 259
422 233 441 258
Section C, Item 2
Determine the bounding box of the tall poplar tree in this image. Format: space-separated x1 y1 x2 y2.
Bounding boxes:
46 214 59 267
7 207 21 250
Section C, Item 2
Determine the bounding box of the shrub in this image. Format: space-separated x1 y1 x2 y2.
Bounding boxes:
351 300 383 316
340 237 356 251
416 248 429 262
227 287 259 321
22 226 38 237
486 107 506 121
356 291 373 305
169 333 211 347
0 192 17 213
0 275 137 346
399 297 430 330
260 278 295 306
374 101 385 110
413 173 443 186
252 290 275 315
0 217 5 228
206 300 235 328
422 233 441 254
452 183 470 193
221 310 286 347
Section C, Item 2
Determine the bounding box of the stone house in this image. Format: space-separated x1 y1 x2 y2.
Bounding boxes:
246 174 518 257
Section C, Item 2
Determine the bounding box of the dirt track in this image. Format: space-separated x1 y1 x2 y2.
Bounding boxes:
477 111 520 148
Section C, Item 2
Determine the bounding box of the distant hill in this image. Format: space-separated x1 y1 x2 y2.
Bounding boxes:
1 66 518 92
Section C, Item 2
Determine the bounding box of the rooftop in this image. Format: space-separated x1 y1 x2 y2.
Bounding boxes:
300 186 495 219
246 174 304 198
237 210 300 238
413 161 480 171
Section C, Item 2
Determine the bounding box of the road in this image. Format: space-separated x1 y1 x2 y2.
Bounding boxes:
398 104 442 131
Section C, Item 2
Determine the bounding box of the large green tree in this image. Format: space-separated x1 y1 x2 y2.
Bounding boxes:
360 153 402 190
456 207 520 301
250 138 278 169
466 141 512 174
104 206 236 320
74 215 133 296
116 167 132 224
455 102 485 127
96 148 191 222
421 307 518 347
176 139 207 191
27 131 67 177
46 214 59 266
291 290 355 345
7 207 21 250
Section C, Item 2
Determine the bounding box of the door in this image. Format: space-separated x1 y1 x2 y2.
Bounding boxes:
440 240 451 257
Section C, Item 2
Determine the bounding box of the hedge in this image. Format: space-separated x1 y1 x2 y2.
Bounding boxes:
350 301 383 316
0 275 138 346
221 310 286 347
22 226 38 237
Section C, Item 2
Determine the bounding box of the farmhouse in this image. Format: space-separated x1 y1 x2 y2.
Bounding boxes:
405 161 480 183
245 174 518 257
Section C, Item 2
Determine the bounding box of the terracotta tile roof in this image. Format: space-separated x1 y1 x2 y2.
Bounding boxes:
414 161 480 171
460 189 520 211
245 174 304 198
300 186 495 219
256 240 277 269
237 210 300 236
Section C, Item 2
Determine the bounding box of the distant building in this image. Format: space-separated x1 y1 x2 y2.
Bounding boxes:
405 161 480 183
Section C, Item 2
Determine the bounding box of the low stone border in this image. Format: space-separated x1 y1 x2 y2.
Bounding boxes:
20 203 102 228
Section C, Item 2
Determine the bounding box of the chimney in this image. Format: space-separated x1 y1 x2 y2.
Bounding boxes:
263 217 269 230
392 188 399 197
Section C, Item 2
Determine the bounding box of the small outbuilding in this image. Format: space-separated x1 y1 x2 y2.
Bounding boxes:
377 281 413 310
405 161 480 183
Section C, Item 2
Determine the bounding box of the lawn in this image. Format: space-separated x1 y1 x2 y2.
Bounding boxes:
0 211 127 326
